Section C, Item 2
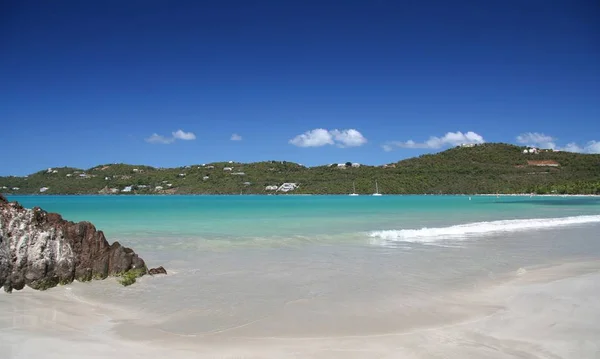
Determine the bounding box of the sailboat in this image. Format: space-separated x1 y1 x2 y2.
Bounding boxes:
372 181 382 196
349 182 359 196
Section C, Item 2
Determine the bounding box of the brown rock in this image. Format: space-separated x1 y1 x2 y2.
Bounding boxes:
148 266 167 275
0 193 150 292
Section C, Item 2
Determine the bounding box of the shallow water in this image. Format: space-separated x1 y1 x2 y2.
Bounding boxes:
2 195 600 358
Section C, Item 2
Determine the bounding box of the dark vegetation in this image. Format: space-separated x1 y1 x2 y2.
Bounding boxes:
2 144 599 195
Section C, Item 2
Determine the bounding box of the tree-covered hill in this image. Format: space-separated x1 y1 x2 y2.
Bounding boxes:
2 143 599 195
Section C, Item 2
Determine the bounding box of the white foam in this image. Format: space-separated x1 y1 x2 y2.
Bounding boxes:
369 215 600 244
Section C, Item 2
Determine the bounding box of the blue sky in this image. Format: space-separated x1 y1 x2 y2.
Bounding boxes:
1 0 599 175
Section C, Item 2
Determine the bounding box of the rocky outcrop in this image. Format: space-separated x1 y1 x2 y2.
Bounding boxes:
148 266 167 275
0 194 147 292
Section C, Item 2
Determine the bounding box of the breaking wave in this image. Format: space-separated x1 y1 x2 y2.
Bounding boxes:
369 215 600 244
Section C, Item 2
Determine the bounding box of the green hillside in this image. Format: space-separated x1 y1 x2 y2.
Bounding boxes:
2 144 599 195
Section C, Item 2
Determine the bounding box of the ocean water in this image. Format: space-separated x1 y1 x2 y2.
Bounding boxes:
2 195 600 358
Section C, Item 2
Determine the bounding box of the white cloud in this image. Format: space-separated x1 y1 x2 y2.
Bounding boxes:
145 129 196 144
585 141 600 153
331 129 368 147
383 131 485 151
516 132 600 154
172 129 196 141
289 128 368 148
145 133 175 145
382 144 394 152
562 140 600 154
289 128 335 147
516 132 556 149
563 142 582 153
230 133 242 141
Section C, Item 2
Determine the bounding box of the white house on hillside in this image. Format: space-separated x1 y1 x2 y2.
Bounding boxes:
277 183 298 192
523 147 539 154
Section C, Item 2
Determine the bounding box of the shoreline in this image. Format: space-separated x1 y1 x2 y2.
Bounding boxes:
4 193 599 197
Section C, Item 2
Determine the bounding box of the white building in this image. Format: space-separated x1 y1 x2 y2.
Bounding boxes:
155 186 164 191
277 183 298 192
203 176 209 181
523 147 539 154
39 187 49 193
12 187 19 191
265 185 278 191
121 186 133 193
352 163 360 168
231 172 245 176
223 167 233 171
178 173 186 177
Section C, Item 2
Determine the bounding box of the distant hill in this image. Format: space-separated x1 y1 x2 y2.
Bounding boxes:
2 144 599 195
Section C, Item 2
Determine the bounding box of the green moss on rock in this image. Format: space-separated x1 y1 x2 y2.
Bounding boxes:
76 268 93 282
93 272 107 280
116 268 147 287
30 277 59 291
59 278 73 286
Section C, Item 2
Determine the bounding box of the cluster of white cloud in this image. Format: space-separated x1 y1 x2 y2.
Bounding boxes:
289 128 367 148
143 127 599 154
382 131 485 151
516 132 600 154
145 130 196 144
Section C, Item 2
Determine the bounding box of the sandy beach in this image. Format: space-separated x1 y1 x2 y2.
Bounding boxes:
1 259 598 359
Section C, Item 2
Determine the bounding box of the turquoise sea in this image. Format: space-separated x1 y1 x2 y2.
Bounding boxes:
3 195 600 358
9 194 600 239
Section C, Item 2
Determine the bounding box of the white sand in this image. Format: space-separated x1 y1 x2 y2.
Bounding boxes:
1 260 599 359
